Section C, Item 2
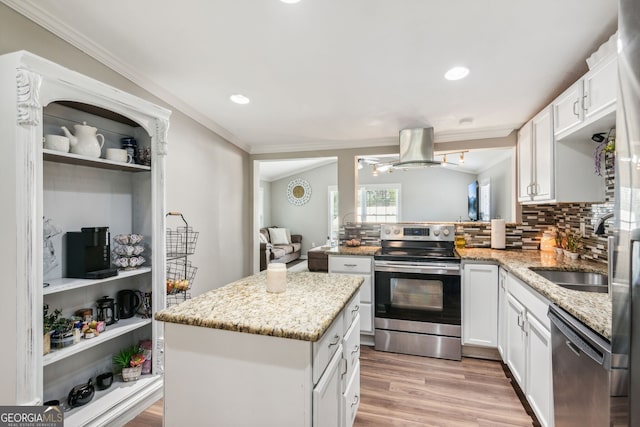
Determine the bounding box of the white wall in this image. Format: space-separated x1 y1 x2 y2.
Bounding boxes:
270 162 337 255
477 154 513 221
260 180 272 227
358 165 476 222
0 6 249 295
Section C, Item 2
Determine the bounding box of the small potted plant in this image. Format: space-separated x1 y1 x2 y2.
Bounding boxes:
553 229 565 256
113 345 146 382
42 304 61 355
564 230 583 260
45 305 75 349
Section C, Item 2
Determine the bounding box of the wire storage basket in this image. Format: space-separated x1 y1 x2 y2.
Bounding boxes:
166 226 199 258
166 259 197 295
166 212 198 306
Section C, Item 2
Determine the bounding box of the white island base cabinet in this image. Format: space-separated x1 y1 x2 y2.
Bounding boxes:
163 309 360 426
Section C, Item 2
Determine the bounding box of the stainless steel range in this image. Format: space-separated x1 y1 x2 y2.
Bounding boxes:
374 223 461 360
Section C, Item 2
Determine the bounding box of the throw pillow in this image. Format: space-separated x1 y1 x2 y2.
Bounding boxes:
259 233 268 244
268 228 290 245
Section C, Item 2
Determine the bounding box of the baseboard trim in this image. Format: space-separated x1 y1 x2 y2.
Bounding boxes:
462 345 501 360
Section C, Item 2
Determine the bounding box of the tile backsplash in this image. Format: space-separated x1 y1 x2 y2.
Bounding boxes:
339 154 614 264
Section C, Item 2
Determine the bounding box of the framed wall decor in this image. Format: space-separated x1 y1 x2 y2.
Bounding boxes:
287 178 312 206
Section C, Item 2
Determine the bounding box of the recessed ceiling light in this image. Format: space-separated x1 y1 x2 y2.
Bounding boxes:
230 94 250 105
280 0 301 3
444 66 470 81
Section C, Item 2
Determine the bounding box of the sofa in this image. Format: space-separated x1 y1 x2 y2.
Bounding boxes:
260 227 302 271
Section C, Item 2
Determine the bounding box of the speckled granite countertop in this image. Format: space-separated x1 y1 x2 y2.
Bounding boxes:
326 245 380 256
155 272 363 342
458 248 611 340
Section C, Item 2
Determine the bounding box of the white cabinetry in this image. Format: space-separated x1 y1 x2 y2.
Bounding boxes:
505 292 527 388
553 79 584 136
526 314 553 427
518 106 554 203
329 255 374 337
342 314 361 427
462 263 498 347
163 291 361 426
553 54 617 142
518 107 605 204
497 267 508 359
505 274 554 427
0 51 169 424
313 348 343 427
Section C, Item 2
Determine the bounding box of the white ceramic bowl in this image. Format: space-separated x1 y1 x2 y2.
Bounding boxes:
44 135 70 152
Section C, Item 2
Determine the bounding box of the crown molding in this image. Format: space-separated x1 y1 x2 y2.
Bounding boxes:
435 126 516 143
249 136 397 154
1 0 250 153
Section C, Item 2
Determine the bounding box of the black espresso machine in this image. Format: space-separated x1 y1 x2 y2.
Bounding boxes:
66 227 118 279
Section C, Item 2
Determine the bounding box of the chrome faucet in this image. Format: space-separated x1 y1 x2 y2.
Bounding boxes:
594 212 614 235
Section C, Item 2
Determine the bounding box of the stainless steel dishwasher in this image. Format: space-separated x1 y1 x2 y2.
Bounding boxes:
548 304 612 427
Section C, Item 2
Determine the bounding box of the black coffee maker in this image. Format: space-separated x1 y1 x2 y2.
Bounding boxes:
66 227 118 279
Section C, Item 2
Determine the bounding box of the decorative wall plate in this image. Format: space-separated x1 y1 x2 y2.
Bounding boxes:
287 178 311 206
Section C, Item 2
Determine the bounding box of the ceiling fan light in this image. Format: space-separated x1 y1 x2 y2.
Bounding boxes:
372 164 378 177
459 152 465 164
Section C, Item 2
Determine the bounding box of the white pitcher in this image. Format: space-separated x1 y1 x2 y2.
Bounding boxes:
61 121 105 158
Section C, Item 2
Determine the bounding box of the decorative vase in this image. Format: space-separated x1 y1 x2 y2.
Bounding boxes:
43 332 50 355
121 366 142 382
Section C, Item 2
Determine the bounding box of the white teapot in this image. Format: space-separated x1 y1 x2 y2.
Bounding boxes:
61 121 105 158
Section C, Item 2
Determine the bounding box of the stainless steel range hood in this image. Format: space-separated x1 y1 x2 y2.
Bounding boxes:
393 128 440 168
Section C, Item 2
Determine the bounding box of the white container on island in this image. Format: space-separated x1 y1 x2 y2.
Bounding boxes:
267 263 287 293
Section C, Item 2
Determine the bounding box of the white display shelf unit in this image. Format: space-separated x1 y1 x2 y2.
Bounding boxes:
43 317 152 366
0 50 169 423
44 267 152 295
64 374 163 427
43 149 151 172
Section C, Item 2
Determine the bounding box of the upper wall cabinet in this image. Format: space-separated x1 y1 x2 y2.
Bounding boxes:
518 107 554 203
518 55 612 204
553 54 617 142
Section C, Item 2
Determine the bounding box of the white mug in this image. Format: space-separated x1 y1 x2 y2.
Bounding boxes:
105 148 133 163
43 135 70 152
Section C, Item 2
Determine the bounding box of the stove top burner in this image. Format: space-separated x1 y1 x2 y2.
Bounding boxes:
375 234 459 262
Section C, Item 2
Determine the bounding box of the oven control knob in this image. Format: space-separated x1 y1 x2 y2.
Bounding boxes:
393 229 401 235
384 228 391 235
433 230 440 236
442 228 450 236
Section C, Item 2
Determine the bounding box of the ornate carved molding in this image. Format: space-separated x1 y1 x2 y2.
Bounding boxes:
16 70 42 126
156 118 169 156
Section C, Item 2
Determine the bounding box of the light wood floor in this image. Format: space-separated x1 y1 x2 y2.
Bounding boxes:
125 346 534 427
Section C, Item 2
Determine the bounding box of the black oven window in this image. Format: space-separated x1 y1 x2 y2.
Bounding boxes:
391 278 443 311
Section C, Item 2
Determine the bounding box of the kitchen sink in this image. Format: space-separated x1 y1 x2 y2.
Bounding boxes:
530 269 608 293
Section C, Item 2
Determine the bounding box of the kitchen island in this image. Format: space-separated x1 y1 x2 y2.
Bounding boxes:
155 272 363 427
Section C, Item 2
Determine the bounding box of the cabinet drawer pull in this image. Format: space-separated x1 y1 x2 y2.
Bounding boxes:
344 263 357 267
572 99 580 117
352 305 360 315
328 334 340 347
351 395 360 407
351 345 360 355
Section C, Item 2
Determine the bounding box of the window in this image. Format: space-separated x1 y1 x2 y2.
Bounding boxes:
328 186 339 240
357 184 401 223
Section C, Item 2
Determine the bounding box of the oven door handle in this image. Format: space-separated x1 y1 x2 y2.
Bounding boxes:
375 262 460 275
